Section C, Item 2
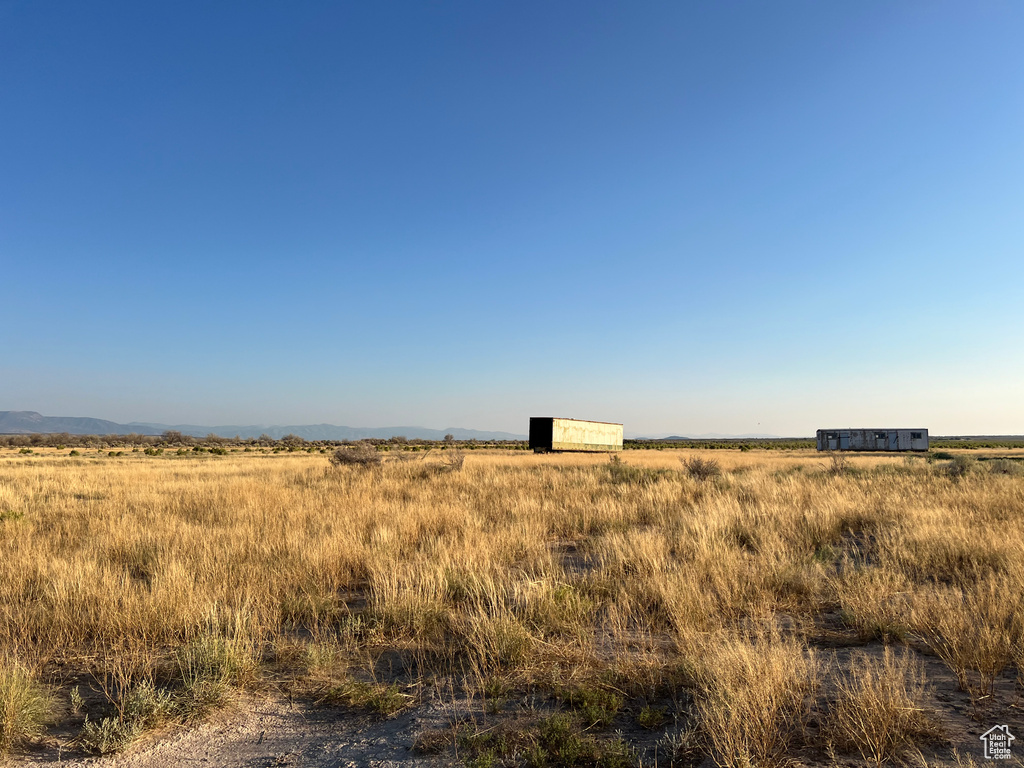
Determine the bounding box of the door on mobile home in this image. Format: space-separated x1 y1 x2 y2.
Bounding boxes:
888 431 899 451
839 432 850 450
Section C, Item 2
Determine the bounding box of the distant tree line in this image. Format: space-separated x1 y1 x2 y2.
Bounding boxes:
624 438 816 451
626 437 1024 451
0 431 532 451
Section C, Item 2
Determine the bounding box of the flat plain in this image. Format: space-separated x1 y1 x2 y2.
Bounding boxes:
1 446 1022 767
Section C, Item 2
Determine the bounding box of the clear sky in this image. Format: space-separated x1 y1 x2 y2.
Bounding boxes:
2 1 1022 436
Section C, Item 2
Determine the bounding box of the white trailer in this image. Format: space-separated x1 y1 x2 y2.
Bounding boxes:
529 418 623 453
816 429 929 452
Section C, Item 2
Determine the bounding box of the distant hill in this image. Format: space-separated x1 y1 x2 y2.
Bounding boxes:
0 411 162 435
0 411 525 441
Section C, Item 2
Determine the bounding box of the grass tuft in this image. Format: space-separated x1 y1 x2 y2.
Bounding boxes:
321 680 411 717
557 684 623 728
825 647 942 768
690 629 819 768
0 662 54 755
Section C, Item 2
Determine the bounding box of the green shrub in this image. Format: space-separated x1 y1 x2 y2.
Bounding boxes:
559 685 622 728
988 459 1024 476
533 714 587 766
121 680 174 729
944 455 976 479
636 704 667 730
528 714 633 768
174 629 257 720
80 715 138 755
69 686 83 714
80 680 175 754
321 681 410 717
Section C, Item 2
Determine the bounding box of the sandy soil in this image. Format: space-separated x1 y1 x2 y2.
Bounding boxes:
16 694 457 768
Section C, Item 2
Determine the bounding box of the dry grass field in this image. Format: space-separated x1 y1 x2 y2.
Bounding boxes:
1 446 1022 766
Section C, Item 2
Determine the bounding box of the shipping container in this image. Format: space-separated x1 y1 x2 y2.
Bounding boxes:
529 417 623 453
816 428 929 452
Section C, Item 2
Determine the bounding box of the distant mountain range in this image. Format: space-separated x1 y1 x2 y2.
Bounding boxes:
0 411 137 436
0 411 525 441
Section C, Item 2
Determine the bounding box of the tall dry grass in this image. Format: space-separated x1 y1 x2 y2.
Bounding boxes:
825 647 941 768
0 659 53 755
687 627 819 768
0 447 1021 760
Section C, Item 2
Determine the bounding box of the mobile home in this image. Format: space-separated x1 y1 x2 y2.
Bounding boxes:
529 418 623 453
816 429 929 452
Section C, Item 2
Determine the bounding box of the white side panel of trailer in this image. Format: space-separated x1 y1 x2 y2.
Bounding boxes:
550 419 623 451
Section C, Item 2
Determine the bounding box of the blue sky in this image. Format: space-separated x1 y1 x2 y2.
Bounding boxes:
2 1 1022 436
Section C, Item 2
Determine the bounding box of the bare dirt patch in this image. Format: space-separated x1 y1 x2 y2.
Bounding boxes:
16 693 456 768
